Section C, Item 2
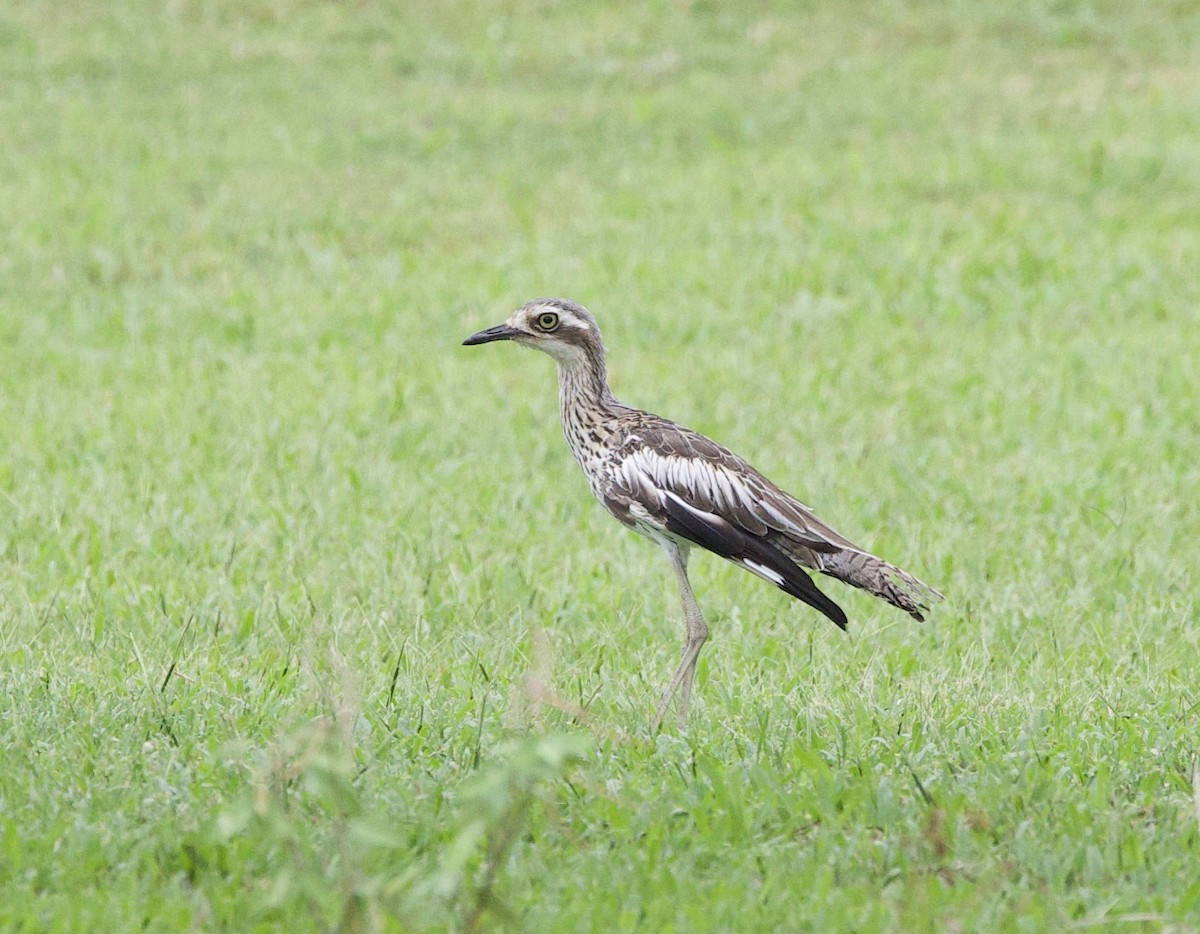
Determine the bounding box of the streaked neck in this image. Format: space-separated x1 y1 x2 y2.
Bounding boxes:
556 347 617 422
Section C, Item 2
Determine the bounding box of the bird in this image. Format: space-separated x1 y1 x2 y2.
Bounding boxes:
463 298 941 729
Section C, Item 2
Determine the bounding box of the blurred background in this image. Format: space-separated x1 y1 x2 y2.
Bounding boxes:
1 1 1198 929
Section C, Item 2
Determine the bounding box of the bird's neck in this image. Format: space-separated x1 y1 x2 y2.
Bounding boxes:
556 348 619 435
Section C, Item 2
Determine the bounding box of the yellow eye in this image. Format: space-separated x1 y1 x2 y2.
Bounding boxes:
536 311 560 331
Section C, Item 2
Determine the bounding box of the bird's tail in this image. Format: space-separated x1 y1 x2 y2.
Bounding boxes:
817 549 943 622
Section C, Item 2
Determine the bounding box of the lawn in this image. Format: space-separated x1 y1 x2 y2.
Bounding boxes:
1 0 1199 930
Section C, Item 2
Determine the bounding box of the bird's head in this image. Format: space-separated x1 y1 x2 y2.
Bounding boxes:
463 298 604 364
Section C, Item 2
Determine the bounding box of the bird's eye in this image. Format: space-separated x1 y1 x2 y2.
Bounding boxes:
536 311 560 331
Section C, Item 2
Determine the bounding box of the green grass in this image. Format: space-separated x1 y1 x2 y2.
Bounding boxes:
2 0 1199 929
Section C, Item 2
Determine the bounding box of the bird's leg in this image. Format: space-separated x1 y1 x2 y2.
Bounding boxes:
653 543 709 731
674 559 709 727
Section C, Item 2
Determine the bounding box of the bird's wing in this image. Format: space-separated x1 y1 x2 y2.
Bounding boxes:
610 420 853 555
603 420 849 628
655 489 847 627
604 418 941 625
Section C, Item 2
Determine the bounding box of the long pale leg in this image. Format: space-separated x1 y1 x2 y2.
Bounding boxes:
652 543 709 731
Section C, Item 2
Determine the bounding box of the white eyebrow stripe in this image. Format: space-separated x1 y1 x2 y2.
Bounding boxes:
557 309 590 330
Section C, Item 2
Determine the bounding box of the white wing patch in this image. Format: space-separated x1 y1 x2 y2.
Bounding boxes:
742 559 785 586
619 448 763 517
619 448 731 505
615 445 839 550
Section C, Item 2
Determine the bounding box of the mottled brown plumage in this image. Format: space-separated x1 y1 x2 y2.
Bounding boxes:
464 298 942 728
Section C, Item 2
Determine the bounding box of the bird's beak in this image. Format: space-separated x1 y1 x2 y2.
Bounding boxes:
462 323 521 346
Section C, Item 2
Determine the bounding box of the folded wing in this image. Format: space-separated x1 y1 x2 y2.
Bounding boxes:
605 420 941 624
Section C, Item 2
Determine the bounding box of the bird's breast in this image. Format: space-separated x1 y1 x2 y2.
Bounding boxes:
559 416 619 499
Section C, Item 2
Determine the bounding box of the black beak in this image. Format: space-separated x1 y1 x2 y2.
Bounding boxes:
462 323 521 346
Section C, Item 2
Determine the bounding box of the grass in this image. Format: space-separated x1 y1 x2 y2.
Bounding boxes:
2 0 1199 929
